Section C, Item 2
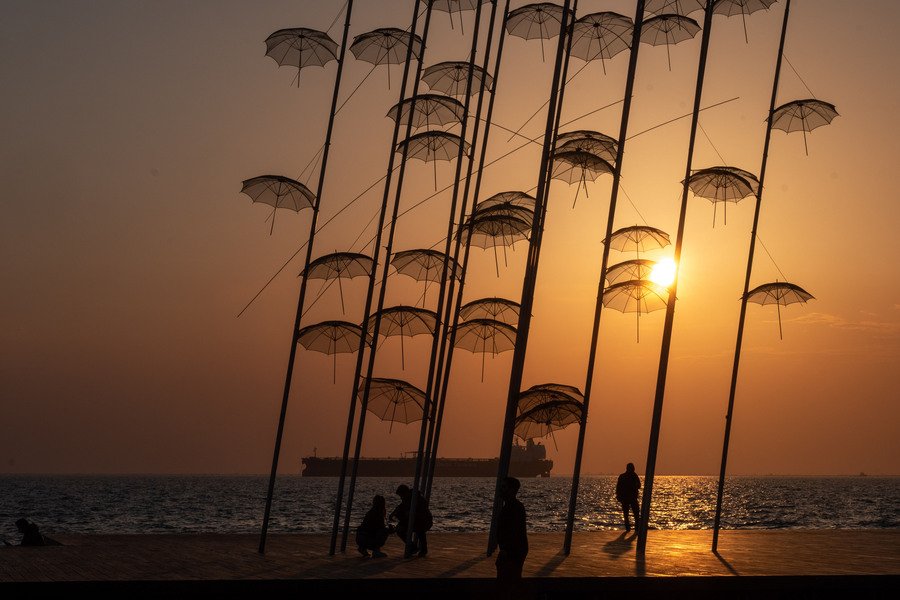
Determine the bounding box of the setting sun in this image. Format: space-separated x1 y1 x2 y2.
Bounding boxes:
648 257 677 288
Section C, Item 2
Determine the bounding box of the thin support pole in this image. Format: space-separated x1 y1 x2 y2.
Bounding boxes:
636 0 715 557
712 0 791 554
260 0 355 555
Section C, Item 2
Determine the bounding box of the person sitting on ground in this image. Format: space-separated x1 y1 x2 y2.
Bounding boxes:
389 484 433 557
615 462 641 532
356 495 393 558
15 518 46 546
496 476 528 583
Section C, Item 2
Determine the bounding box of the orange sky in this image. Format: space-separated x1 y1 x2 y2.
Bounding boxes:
2 0 898 476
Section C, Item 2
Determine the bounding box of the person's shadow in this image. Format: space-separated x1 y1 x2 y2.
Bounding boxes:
602 530 637 559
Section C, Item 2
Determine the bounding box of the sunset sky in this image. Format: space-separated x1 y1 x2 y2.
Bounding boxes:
2 0 898 477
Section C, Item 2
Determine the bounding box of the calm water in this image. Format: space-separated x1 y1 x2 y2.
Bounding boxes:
1 475 897 542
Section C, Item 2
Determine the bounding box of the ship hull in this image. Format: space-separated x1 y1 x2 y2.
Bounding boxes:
301 456 552 478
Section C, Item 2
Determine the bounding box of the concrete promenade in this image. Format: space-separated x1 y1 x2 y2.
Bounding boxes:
2 530 898 598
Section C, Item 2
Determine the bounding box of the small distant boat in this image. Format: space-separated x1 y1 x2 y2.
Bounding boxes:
301 439 552 478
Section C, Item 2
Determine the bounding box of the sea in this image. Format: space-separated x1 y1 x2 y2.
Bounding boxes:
1 475 897 543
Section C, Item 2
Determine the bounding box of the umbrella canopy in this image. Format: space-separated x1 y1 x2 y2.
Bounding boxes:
461 212 532 277
473 202 535 227
771 99 839 155
297 320 367 383
264 28 338 85
745 281 814 339
360 377 427 429
718 166 760 195
555 130 619 164
569 11 633 74
430 0 491 33
517 383 585 414
551 150 615 207
603 279 670 342
386 94 466 130
458 297 521 325
713 0 778 43
396 130 471 189
369 305 438 369
506 2 573 62
687 166 756 226
640 14 701 70
453 318 518 380
391 249 460 307
476 191 537 212
240 175 315 235
422 60 494 98
514 399 584 443
606 259 657 285
350 27 424 88
645 0 706 16
302 252 374 314
607 225 671 258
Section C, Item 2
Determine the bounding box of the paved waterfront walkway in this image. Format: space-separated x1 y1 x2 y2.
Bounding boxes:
2 530 898 597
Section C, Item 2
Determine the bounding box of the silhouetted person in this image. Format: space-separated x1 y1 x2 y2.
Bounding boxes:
496 476 528 584
616 462 641 532
15 518 45 546
389 484 432 557
356 495 393 557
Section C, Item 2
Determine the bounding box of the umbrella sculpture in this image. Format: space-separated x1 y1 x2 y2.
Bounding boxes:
687 166 757 226
556 130 619 164
390 249 460 306
453 318 517 381
505 2 572 62
603 279 670 342
569 11 633 75
645 0 706 16
303 252 374 314
551 150 615 207
240 175 315 235
514 399 584 447
263 27 338 86
368 306 437 370
350 27 424 89
460 212 532 277
386 93 466 130
473 202 535 227
607 225 671 259
458 297 521 326
395 130 471 190
360 377 427 433
713 0 778 44
770 99 839 155
421 60 495 99
297 320 367 383
430 0 491 34
517 383 585 414
640 13 701 71
606 258 657 285
719 165 760 195
476 191 537 212
745 281 814 340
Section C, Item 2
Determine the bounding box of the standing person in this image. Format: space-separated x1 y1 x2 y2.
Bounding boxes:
389 484 432 557
355 495 393 558
495 476 528 583
616 462 641 532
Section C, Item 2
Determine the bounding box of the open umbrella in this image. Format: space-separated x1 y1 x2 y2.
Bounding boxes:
607 225 671 259
640 13 701 71
645 0 706 16
473 202 535 227
386 94 466 130
360 377 427 432
718 166 760 194
350 27 424 89
240 175 315 235
603 279 669 342
422 60 494 98
506 2 571 62
303 252 374 314
556 130 619 164
569 12 633 75
517 383 585 414
514 399 584 446
687 166 756 226
476 191 537 212
606 259 657 285
745 281 814 339
460 212 532 277
390 249 460 306
771 99 839 155
368 305 438 370
264 28 338 86
713 0 778 44
430 0 491 34
297 320 367 383
458 297 521 325
453 318 517 381
551 150 615 207
395 131 471 189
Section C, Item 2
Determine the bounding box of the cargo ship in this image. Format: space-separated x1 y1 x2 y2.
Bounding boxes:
301 439 552 478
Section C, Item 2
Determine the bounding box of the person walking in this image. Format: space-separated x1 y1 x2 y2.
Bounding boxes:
495 476 528 582
616 462 641 532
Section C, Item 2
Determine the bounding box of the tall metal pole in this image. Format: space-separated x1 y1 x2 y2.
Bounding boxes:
340 1 436 552
562 0 645 556
636 0 715 556
259 1 354 555
487 0 573 556
712 0 791 553
329 0 428 555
